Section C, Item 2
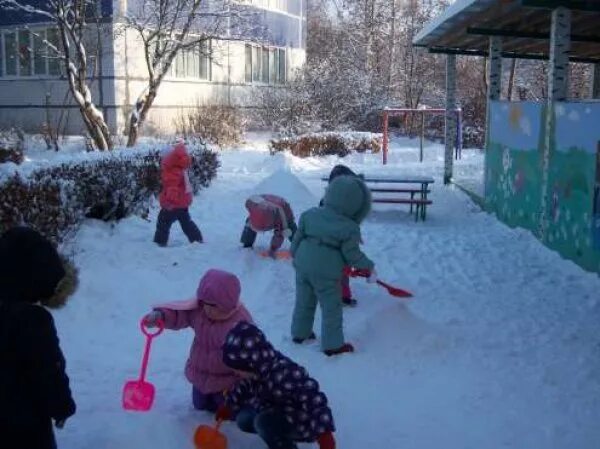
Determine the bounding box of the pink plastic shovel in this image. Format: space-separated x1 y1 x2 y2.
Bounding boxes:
122 318 164 412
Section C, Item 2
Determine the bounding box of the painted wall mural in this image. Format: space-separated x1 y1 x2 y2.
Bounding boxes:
486 100 600 273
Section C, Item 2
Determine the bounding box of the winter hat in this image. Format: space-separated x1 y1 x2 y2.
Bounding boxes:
328 164 357 183
222 321 277 374
196 269 241 314
324 175 372 224
0 227 72 304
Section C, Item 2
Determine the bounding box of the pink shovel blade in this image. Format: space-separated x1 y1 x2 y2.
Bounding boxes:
122 318 164 412
122 379 155 411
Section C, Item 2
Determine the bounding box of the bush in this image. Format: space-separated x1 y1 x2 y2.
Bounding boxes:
0 143 219 244
269 132 382 158
0 128 25 164
174 104 245 147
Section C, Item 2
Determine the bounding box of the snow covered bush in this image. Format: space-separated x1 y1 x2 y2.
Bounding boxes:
269 132 381 158
0 144 219 243
174 105 246 147
0 128 25 164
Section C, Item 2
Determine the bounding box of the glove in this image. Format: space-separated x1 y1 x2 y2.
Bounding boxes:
317 432 336 449
282 228 292 238
215 404 233 421
366 268 378 284
55 418 67 429
143 310 164 328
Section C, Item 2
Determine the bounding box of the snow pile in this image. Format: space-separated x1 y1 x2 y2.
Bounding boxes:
251 168 317 208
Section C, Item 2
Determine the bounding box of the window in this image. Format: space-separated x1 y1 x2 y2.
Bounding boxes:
0 28 62 77
33 30 46 75
261 47 269 83
199 40 210 80
245 44 286 84
278 48 286 83
4 32 17 76
47 28 61 75
171 40 211 80
252 46 260 82
18 30 32 76
245 44 252 83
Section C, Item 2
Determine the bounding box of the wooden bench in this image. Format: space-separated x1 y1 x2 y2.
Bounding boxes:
321 175 434 221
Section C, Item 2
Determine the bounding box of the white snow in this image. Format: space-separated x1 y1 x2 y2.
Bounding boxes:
52 136 600 449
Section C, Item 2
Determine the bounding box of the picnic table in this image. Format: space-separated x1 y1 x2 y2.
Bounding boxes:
321 175 435 221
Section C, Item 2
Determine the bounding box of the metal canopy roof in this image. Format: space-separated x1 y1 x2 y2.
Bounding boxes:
413 0 600 64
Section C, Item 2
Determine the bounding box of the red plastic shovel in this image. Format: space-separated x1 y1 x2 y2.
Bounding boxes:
194 420 228 449
122 318 164 412
344 267 413 298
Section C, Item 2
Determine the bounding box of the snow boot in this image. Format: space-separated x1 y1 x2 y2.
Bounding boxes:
292 331 316 344
324 343 354 357
342 297 357 307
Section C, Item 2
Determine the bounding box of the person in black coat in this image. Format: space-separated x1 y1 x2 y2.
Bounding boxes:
0 227 78 449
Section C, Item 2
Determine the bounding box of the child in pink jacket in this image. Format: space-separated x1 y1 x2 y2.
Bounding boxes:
144 269 253 411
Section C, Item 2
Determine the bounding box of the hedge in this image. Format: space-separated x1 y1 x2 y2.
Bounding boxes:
0 143 219 244
269 132 382 158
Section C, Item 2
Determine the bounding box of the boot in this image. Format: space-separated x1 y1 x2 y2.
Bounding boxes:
292 331 316 344
342 297 357 307
324 343 354 357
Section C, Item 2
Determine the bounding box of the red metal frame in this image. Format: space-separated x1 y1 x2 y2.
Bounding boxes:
381 108 463 165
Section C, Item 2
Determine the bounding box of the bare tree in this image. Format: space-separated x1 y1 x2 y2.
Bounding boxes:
120 0 258 146
0 0 113 150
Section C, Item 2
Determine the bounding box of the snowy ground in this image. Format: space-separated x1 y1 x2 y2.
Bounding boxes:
52 136 600 449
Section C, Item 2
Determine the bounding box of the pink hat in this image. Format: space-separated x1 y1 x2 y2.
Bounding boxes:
196 269 241 314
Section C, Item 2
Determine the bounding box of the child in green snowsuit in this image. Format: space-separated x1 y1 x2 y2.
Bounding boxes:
290 174 376 356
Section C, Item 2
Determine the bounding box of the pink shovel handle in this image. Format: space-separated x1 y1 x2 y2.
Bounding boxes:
138 318 164 382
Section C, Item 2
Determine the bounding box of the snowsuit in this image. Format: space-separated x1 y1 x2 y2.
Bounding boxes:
240 194 297 252
0 227 76 449
291 175 374 351
222 321 335 448
319 165 363 303
155 269 253 411
154 141 203 246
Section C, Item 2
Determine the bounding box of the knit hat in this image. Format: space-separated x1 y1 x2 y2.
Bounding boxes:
222 321 277 374
0 227 70 304
196 269 241 314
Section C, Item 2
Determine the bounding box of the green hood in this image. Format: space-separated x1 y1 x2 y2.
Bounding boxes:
323 175 371 223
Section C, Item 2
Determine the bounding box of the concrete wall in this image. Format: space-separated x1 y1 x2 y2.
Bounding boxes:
486 100 600 273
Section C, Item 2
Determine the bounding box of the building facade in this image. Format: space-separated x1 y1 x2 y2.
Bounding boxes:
0 0 307 135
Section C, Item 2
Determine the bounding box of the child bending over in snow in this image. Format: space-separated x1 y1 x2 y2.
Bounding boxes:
215 321 337 449
320 164 365 307
0 227 77 449
291 174 377 356
240 194 297 257
144 269 253 412
153 139 203 247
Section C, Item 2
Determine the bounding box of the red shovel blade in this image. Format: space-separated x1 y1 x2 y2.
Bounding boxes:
122 379 155 411
377 280 413 298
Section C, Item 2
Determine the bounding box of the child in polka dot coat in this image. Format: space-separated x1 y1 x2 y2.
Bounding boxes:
215 321 336 449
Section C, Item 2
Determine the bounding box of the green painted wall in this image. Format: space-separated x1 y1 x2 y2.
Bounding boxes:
485 101 600 273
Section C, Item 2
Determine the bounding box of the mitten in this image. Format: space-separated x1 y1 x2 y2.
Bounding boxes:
215 404 233 421
317 432 336 449
143 310 164 327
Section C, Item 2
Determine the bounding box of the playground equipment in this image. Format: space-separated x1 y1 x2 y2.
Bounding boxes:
381 108 462 165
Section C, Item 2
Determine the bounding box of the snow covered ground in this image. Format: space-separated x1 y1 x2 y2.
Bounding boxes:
52 136 600 449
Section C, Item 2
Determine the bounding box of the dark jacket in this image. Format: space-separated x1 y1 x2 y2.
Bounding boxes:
0 227 76 449
222 322 335 442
